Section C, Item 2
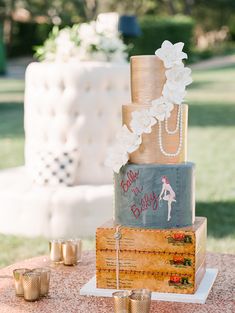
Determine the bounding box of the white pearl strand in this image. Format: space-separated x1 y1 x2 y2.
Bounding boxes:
158 104 183 157
165 104 181 134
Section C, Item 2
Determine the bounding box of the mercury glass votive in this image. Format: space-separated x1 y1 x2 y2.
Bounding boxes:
13 268 31 296
32 268 51 296
62 241 78 265
69 239 82 263
22 271 41 302
112 291 130 313
130 289 151 313
49 239 63 263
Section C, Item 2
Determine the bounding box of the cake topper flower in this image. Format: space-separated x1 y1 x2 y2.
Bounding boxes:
155 40 187 68
130 110 157 135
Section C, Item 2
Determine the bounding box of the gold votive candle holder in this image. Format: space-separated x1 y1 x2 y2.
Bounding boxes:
130 289 151 313
49 239 63 263
32 268 51 297
13 268 31 297
62 241 77 265
69 239 82 263
112 291 130 313
22 271 41 302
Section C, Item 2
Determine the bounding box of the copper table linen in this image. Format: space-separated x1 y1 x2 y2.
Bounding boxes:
0 251 234 313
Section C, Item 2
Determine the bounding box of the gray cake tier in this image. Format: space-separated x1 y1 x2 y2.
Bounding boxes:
114 162 195 229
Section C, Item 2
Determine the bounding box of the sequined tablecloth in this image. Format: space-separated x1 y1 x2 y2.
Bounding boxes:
0 252 234 313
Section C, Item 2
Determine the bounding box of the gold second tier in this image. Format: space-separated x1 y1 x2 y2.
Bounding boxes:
123 103 188 164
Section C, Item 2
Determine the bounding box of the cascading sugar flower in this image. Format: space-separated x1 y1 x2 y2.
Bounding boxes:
163 84 186 105
130 110 157 135
105 144 129 173
155 40 187 68
149 96 174 121
116 125 142 153
165 64 192 91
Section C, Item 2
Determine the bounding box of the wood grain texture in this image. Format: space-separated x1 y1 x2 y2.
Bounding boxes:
96 260 206 294
96 249 206 274
96 217 207 254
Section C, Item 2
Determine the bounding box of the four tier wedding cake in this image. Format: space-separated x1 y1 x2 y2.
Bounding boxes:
96 40 207 294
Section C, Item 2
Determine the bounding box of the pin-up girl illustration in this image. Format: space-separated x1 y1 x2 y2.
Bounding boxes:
159 176 176 221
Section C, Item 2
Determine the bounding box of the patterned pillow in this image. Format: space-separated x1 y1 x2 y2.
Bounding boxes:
31 149 79 186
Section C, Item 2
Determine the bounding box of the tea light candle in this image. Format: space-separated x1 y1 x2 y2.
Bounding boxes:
112 291 130 313
33 268 51 296
130 289 151 313
49 239 63 263
22 271 41 302
62 241 77 265
13 268 30 296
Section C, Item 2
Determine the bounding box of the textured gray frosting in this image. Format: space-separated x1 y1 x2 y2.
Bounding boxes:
114 162 195 229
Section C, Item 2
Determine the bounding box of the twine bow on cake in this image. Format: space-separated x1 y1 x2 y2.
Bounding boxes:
114 225 122 289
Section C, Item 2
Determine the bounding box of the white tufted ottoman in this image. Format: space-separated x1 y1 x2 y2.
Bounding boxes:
0 61 129 238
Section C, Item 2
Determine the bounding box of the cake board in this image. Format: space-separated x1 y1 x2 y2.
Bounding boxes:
80 268 218 304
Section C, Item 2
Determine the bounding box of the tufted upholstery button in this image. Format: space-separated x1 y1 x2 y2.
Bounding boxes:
43 133 48 142
106 85 112 91
87 137 92 144
108 137 113 144
97 110 103 117
59 80 65 91
85 85 91 91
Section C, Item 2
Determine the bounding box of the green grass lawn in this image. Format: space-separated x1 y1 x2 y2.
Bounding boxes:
0 63 234 268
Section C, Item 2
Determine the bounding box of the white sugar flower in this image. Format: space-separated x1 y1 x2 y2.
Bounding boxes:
165 64 192 90
105 144 129 173
163 84 186 105
130 109 157 135
116 125 142 153
155 40 187 68
150 96 174 121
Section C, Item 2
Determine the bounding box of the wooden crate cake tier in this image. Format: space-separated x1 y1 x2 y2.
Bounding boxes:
96 261 206 294
114 162 195 229
96 249 206 275
123 103 188 164
96 217 206 254
96 217 207 293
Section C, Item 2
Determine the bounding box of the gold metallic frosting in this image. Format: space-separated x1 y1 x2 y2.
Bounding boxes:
131 55 166 105
122 104 188 164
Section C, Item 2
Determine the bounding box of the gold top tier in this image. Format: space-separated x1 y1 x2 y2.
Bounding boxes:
131 55 166 105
